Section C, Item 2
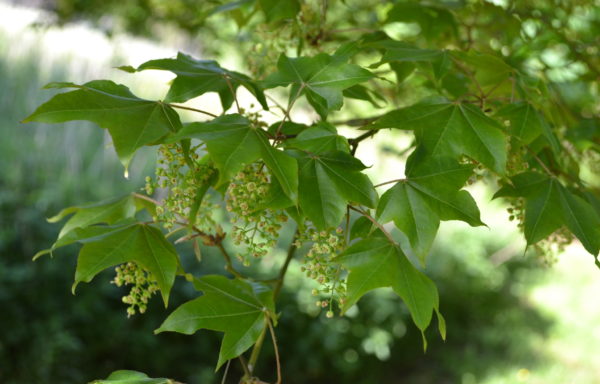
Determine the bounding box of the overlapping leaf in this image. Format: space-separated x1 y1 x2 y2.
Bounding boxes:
285 122 350 153
156 275 275 369
339 238 445 341
34 194 148 260
494 173 600 255
293 150 377 229
377 156 483 262
169 114 298 198
127 52 268 110
263 53 374 119
370 101 507 173
23 81 181 168
495 102 560 153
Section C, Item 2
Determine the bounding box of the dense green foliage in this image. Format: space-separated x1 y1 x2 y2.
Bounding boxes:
22 0 600 383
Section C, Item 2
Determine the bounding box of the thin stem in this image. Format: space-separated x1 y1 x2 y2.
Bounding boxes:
220 360 231 384
267 318 282 384
215 242 247 280
238 355 251 378
273 83 305 142
224 75 241 113
349 130 377 155
247 321 268 374
374 178 405 188
167 103 218 118
132 192 162 206
273 229 299 298
348 205 396 244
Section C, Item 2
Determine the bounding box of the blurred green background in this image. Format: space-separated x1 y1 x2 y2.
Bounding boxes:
1 1 599 383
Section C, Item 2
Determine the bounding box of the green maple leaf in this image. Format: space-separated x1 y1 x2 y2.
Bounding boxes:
263 53 374 119
293 150 377 229
169 114 298 198
370 101 507 174
128 52 268 110
495 172 600 255
339 238 445 343
23 81 181 169
73 223 180 306
377 156 483 262
156 275 275 370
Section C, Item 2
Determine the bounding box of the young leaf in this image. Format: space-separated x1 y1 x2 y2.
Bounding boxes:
23 81 181 169
156 275 275 370
263 53 374 119
90 370 176 384
370 102 507 174
132 52 268 110
339 238 443 337
74 224 179 306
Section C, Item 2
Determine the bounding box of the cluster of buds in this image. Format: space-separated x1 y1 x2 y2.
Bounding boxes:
112 262 159 317
533 228 574 266
145 143 218 232
226 163 287 266
297 227 347 316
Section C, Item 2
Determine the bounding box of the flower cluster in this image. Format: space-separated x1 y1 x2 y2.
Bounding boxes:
145 143 218 232
533 228 574 265
226 163 287 266
112 262 159 317
297 226 347 316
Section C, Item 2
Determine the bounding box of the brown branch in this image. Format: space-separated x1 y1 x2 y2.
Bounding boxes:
273 229 299 298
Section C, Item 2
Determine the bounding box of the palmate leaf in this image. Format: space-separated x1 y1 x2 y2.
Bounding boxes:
292 150 377 229
74 223 179 306
156 275 275 370
377 156 483 262
128 52 268 110
494 172 600 255
263 53 374 119
23 81 181 169
370 101 507 174
339 238 445 343
90 370 177 384
168 114 298 198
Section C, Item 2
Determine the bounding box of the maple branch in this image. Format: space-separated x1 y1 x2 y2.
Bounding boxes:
167 103 218 118
273 229 299 298
349 130 378 155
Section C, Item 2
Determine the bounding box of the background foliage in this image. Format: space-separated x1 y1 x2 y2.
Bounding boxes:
2 0 600 383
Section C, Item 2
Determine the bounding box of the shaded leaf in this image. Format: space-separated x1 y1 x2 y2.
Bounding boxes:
90 370 176 384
